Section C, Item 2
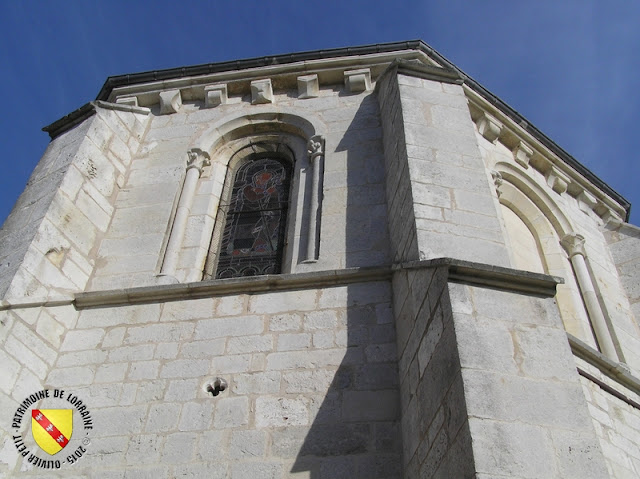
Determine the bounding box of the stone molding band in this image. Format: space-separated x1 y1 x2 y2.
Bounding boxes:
75 257 560 309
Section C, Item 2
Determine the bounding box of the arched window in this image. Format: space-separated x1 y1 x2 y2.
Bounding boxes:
204 142 294 279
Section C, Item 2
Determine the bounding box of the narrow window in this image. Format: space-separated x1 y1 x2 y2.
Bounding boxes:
215 157 292 278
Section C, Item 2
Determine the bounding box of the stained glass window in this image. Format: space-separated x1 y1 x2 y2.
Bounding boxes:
215 157 291 278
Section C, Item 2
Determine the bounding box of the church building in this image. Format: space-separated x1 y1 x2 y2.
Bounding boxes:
1 40 639 478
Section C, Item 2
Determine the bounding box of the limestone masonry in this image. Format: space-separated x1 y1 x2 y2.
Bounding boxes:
1 40 639 478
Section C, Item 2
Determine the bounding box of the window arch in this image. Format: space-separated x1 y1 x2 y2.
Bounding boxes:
203 141 295 279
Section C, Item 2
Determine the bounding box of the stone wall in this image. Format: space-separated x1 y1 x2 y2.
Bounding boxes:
89 86 389 291
0 105 149 301
392 264 474 478
1 279 401 478
604 223 640 327
574 354 640 478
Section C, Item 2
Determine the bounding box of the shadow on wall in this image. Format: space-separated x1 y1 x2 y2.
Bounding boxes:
289 95 404 477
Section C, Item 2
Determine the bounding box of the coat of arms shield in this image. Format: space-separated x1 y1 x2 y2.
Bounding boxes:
31 409 73 455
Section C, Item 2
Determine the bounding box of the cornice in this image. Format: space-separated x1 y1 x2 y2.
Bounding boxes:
39 40 630 220
465 88 628 223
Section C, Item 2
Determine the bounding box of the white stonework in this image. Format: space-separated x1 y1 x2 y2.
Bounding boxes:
251 79 274 104
297 74 319 99
159 89 182 114
0 41 638 478
204 84 228 108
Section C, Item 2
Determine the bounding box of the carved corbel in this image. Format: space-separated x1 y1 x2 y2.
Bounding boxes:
205 84 228 108
545 165 570 194
116 96 139 107
251 79 274 104
475 112 503 143
512 141 533 168
159 89 182 114
490 170 503 197
298 74 319 99
344 69 371 93
599 208 624 228
187 148 211 175
577 189 598 214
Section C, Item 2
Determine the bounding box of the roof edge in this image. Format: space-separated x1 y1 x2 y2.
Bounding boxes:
40 40 630 219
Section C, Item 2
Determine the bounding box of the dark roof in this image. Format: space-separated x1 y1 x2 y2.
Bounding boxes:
44 40 630 219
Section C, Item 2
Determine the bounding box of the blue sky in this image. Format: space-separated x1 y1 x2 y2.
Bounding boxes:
1 1 638 225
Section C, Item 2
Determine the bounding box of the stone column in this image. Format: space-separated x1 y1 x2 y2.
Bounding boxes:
160 148 210 278
561 233 618 359
304 135 324 262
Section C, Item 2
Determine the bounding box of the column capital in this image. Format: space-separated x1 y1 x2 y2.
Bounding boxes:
561 233 586 258
187 148 211 173
307 135 325 162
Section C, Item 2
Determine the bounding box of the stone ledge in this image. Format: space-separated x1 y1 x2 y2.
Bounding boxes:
74 267 393 308
0 296 74 311
569 333 640 397
93 100 151 115
73 258 562 309
397 258 562 297
375 58 462 91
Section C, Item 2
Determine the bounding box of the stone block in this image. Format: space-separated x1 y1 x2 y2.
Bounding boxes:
342 390 399 421
161 432 197 464
229 430 267 458
212 354 252 374
155 342 179 359
180 338 225 358
108 344 155 362
161 297 214 321
47 366 95 386
282 370 335 394
61 328 105 351
213 396 249 428
91 404 148 436
298 74 319 99
255 396 309 427
233 371 281 395
160 359 210 378
275 332 310 351
145 402 181 432
95 363 128 383
195 315 263 339
251 79 274 104
227 334 273 354
248 290 318 314
303 310 338 330
468 418 556 477
215 295 246 316
102 327 126 348
125 434 161 465
230 462 283 479
57 349 108 367
11 321 57 365
0 349 21 390
269 312 303 331
4 335 48 379
159 89 182 114
178 401 214 431
128 360 160 380
125 322 194 344
204 84 228 107
344 68 372 93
